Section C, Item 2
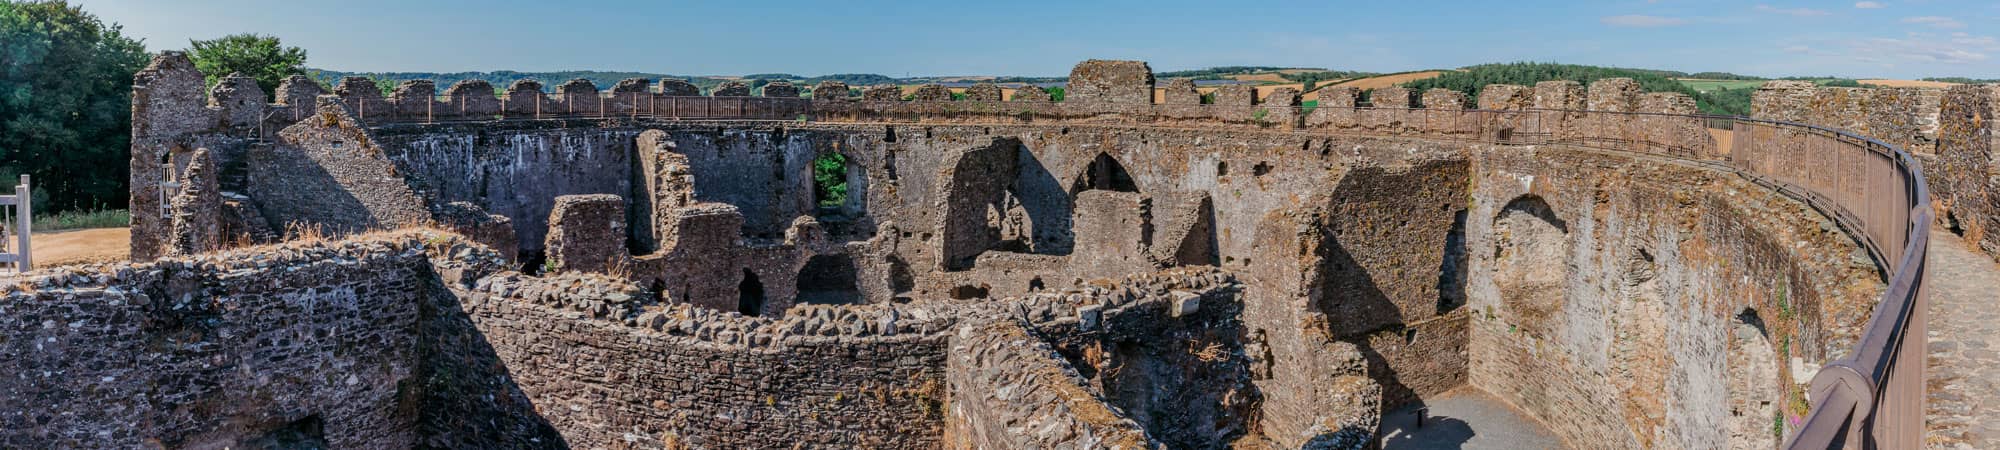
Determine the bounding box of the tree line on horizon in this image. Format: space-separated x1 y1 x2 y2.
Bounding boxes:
1399 62 1763 115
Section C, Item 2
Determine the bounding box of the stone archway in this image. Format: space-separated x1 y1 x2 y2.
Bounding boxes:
1492 195 1569 336
1071 152 1139 193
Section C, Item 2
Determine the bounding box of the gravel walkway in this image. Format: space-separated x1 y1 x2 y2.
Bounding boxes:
1924 230 2000 449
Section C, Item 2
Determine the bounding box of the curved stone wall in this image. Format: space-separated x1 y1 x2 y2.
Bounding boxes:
1463 145 1882 448
99 53 1907 448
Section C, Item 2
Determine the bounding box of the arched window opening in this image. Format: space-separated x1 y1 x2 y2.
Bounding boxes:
796 254 862 305
1072 152 1138 193
737 270 765 316
811 152 851 213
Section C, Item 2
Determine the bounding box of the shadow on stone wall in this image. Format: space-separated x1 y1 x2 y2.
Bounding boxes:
412 269 568 449
247 143 378 234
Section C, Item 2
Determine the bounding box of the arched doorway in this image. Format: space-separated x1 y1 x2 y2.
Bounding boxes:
796 254 861 305
1492 195 1568 336
1071 152 1139 193
738 269 765 316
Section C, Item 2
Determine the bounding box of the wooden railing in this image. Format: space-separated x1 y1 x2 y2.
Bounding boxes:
0 175 32 272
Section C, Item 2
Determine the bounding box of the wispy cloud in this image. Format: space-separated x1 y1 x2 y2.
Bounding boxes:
1902 16 1965 29
1854 1 1886 9
1601 15 1688 27
1783 45 1839 56
1757 5 1833 16
1846 32 1998 64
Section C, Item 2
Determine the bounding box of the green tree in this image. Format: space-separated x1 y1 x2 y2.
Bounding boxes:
0 0 149 212
187 33 306 97
811 152 848 208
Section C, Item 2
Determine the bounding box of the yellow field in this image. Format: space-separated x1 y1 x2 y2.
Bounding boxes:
1860 79 1958 89
1329 71 1448 90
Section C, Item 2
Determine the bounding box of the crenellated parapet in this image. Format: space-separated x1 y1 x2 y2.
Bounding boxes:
1372 86 1416 108
812 80 850 100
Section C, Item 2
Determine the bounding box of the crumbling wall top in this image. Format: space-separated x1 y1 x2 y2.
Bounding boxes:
1066 59 1154 105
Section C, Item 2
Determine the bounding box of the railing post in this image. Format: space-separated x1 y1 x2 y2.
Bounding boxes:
16 175 29 272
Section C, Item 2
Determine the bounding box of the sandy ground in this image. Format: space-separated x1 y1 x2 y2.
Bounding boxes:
29 227 128 268
1330 71 1448 90
1860 79 1958 89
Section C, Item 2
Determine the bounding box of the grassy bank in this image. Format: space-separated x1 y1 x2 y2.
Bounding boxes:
31 209 129 232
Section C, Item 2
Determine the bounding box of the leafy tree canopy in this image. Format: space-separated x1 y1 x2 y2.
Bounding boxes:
187 33 307 97
0 0 148 212
1400 62 1753 115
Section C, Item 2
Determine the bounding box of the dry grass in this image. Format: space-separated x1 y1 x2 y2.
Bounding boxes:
1859 79 1958 89
29 227 129 267
1190 341 1229 363
1329 71 1449 90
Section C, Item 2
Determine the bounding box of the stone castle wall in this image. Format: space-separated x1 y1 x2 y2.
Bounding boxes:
106 54 1917 449
1462 145 1882 449
1754 81 2000 261
0 233 504 448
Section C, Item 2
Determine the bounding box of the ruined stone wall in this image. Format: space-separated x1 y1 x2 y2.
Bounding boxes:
129 52 272 260
1311 161 1473 409
448 271 953 449
1462 145 1883 449
1931 85 2000 258
945 319 1155 449
250 97 433 234
1752 81 1943 155
0 235 480 448
1752 81 1994 259
367 122 637 249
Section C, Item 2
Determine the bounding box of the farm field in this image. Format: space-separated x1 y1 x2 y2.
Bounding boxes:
1329 71 1449 90
1860 79 1957 88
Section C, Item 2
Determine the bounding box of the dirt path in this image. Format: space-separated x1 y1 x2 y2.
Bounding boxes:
29 227 129 268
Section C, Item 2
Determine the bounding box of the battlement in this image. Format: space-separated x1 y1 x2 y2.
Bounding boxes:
133 53 1718 134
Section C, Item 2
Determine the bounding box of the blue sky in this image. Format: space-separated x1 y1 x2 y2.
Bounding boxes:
74 0 2000 78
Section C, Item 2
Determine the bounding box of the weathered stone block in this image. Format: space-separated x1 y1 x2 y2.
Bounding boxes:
1587 78 1640 112
811 81 850 100
964 82 1003 102
1161 79 1201 105
546 194 630 274
1066 59 1154 105
1422 88 1467 110
1371 87 1415 109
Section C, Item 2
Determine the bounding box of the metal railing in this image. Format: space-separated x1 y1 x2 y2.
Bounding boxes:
331 98 1927 447
0 175 32 272
341 91 812 124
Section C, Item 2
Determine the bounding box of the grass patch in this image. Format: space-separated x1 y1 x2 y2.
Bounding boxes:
32 209 128 232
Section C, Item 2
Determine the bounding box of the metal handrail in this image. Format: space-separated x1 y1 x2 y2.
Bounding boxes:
330 99 1927 448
